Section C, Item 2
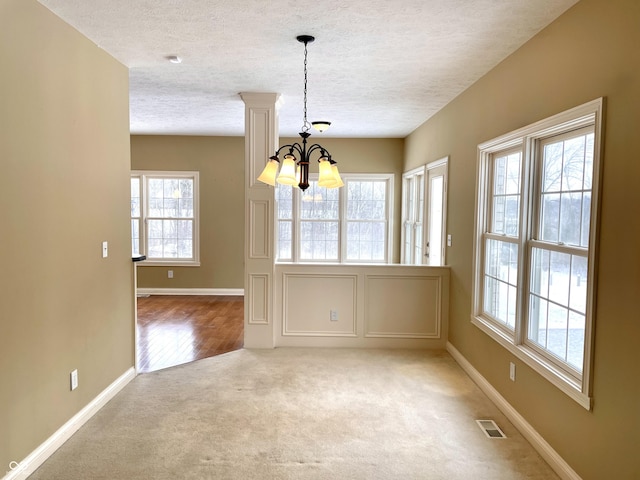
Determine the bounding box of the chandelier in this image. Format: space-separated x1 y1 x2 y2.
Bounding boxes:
257 35 343 191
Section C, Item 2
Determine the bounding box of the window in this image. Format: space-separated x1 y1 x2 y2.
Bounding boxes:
472 99 603 409
276 174 393 263
401 166 425 264
401 157 448 266
131 171 200 266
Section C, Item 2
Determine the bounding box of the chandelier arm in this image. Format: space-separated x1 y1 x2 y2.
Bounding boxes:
307 143 332 161
275 143 304 157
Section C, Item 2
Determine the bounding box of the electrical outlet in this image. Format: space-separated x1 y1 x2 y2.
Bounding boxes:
70 369 78 391
330 310 338 321
509 362 516 382
447 234 452 247
168 270 173 279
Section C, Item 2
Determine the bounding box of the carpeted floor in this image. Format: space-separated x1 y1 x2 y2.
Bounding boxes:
29 348 558 479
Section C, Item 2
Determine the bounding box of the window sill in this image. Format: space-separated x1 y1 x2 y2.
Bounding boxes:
138 261 201 267
471 315 592 410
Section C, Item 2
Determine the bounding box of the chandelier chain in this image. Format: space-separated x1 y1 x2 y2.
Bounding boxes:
302 40 311 133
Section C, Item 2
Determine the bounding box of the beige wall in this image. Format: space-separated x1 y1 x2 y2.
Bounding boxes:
131 135 245 289
0 0 133 470
404 0 640 478
131 136 405 291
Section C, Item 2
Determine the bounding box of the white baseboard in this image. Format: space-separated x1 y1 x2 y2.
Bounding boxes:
446 342 581 480
3 367 136 480
136 288 244 296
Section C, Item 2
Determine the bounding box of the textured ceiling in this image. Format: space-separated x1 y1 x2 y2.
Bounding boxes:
37 0 578 137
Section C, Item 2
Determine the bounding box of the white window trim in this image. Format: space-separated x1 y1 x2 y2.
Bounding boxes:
401 165 426 264
342 173 394 264
279 173 394 264
425 156 449 266
132 170 201 267
471 98 604 410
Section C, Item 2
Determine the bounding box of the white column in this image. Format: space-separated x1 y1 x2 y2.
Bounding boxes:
240 93 280 348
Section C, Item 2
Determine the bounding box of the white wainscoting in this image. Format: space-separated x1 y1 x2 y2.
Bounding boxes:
275 264 449 348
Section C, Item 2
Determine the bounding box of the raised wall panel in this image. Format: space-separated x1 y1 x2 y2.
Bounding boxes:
248 274 269 325
365 275 441 338
249 200 270 259
244 102 278 189
283 274 357 336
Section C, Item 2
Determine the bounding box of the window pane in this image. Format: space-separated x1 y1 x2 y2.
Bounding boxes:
528 247 586 373
547 302 568 361
562 135 586 191
483 238 518 329
567 311 585 370
179 198 194 218
278 220 292 260
583 134 594 190
528 295 549 348
530 248 550 298
179 178 193 199
543 142 563 192
414 224 423 263
131 178 140 217
301 182 339 219
163 179 179 198
131 219 140 256
540 193 560 243
569 255 588 313
581 192 591 247
276 185 293 220
148 220 163 239
163 238 178 258
178 239 192 258
347 221 385 261
491 152 521 235
164 198 179 217
163 220 177 241
348 180 386 220
148 238 162 258
300 221 338 261
404 223 413 262
559 192 582 246
429 175 444 265
548 251 570 307
149 198 163 217
540 131 594 247
148 178 163 198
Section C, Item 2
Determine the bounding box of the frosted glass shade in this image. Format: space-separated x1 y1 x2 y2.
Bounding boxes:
277 155 298 185
317 158 335 187
326 164 344 189
312 121 331 133
257 159 279 186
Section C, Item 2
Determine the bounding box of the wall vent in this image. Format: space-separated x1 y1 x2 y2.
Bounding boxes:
476 419 506 439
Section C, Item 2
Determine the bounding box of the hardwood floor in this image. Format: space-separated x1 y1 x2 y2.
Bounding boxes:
136 295 243 373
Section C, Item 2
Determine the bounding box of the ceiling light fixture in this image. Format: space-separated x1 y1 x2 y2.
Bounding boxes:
257 35 342 191
166 55 182 64
312 121 331 133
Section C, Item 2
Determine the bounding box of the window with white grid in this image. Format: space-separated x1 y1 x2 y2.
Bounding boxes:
131 171 200 266
472 99 603 409
275 174 393 263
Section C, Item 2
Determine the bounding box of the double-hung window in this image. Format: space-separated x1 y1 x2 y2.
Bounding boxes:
276 174 393 263
472 99 603 409
131 171 200 265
